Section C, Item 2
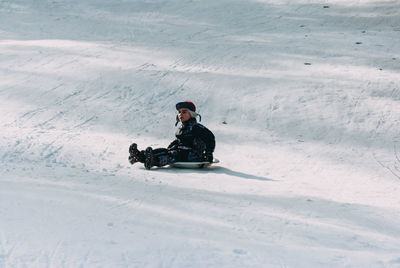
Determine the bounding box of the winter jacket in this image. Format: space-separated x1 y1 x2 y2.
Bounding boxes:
168 118 215 158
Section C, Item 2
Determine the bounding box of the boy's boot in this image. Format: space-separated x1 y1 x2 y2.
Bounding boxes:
144 147 155 170
128 143 144 164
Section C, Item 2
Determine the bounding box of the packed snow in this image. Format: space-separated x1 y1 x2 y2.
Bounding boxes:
1 0 400 267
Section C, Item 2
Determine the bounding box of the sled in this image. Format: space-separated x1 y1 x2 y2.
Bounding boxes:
170 158 219 169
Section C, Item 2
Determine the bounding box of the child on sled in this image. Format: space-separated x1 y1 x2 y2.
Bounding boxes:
128 101 215 169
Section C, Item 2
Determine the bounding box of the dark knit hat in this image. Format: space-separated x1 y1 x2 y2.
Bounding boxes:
176 101 196 112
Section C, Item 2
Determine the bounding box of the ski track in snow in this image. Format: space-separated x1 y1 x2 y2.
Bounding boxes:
1 0 400 267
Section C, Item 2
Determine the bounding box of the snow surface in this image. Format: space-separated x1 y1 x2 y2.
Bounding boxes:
1 0 400 267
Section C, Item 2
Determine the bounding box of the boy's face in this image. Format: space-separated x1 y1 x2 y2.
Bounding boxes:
178 108 191 122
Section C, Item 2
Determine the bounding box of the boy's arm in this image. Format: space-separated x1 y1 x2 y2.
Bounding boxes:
168 139 180 150
194 125 215 153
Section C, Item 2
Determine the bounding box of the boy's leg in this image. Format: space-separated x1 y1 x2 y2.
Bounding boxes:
145 148 189 168
143 147 176 169
153 148 176 167
131 146 191 169
144 147 154 170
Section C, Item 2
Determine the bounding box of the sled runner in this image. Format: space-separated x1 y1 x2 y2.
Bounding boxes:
170 158 219 169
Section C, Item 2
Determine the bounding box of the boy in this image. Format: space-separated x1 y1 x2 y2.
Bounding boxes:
129 101 215 169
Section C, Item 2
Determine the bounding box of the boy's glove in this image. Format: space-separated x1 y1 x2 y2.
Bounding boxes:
205 151 213 163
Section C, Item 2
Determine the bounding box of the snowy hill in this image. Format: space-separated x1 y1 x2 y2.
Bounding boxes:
1 0 400 267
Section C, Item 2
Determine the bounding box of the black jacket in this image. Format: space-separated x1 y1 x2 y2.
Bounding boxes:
168 118 215 154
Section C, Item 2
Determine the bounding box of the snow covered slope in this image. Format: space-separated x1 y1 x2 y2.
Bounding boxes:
1 0 400 267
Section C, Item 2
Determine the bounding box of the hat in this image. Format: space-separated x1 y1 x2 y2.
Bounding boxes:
175 101 201 126
176 101 196 112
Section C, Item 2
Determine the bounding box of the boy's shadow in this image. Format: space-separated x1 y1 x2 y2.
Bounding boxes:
209 166 276 181
154 165 275 182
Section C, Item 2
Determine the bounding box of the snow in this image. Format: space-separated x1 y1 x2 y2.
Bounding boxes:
1 0 400 267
